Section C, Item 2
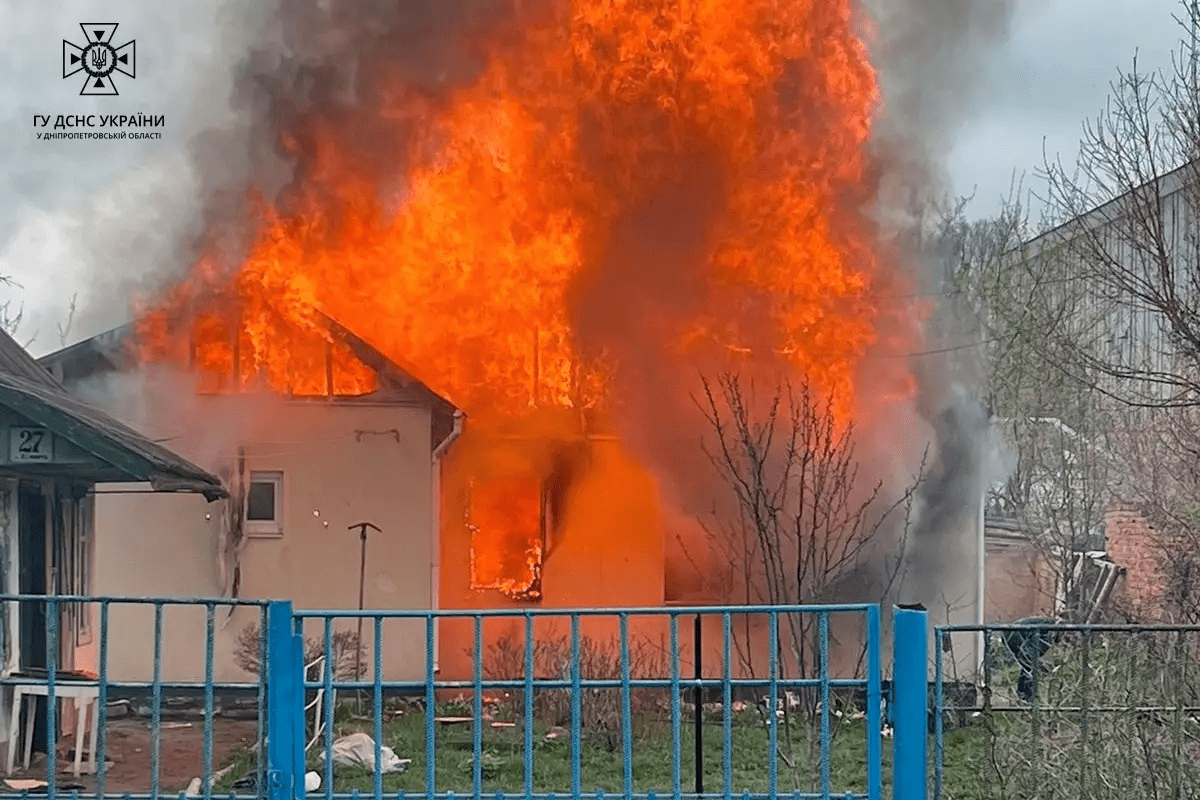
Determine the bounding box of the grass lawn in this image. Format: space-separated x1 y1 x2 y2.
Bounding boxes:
217 698 990 798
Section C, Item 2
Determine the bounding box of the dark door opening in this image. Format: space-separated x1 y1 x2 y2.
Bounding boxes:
18 488 47 670
17 487 49 752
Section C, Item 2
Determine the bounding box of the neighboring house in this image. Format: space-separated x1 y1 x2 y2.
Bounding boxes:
1003 162 1200 619
1012 161 1193 395
982 517 1122 623
981 417 1122 623
39 315 463 685
0 327 225 749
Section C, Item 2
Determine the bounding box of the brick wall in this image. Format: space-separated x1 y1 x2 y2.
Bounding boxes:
1105 506 1165 619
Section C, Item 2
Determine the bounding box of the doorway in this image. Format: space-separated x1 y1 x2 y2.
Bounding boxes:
17 487 47 672
16 486 49 753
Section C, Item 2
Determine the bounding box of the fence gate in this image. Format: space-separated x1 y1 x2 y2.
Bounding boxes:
263 603 932 800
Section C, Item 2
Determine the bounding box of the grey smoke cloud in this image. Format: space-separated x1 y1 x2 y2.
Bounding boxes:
864 0 1019 213
0 2 278 352
862 0 1020 615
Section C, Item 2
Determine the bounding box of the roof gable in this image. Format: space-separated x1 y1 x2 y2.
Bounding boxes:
0 330 66 392
39 313 464 453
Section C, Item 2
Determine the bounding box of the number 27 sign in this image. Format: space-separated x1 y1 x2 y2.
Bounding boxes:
9 427 53 462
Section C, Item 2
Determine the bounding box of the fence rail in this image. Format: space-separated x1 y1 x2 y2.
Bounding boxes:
0 594 268 800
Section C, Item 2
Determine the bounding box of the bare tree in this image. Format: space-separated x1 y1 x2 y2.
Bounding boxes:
0 276 24 338
695 373 924 787
696 374 923 674
1020 2 1200 409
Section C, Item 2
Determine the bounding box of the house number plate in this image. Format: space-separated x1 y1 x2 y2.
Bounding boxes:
9 426 52 462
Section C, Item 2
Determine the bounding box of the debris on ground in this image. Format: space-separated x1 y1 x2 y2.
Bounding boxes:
5 780 48 791
4 779 85 791
185 761 238 797
324 732 410 774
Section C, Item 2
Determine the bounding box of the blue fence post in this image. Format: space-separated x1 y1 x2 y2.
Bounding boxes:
893 605 929 800
266 600 305 800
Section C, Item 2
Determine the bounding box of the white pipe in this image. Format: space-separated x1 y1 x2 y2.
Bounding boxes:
433 410 465 462
977 484 986 677
430 410 465 674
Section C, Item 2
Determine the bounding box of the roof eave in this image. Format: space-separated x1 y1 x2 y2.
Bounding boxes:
0 375 227 500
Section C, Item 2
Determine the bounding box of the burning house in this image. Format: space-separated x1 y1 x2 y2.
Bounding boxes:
38 314 697 683
40 315 466 682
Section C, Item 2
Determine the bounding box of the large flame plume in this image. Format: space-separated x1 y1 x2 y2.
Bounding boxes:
135 0 922 600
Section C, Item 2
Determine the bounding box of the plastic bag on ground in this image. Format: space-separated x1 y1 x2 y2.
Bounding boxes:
325 732 411 774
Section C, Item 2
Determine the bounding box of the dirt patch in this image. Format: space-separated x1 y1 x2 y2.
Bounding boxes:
8 718 259 794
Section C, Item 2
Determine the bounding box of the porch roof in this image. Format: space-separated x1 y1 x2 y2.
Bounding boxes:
0 330 226 500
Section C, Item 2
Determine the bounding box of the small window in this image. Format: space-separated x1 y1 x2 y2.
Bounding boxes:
245 471 283 536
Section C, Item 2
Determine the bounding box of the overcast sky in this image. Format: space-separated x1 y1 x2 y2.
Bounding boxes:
0 0 1188 356
948 0 1182 216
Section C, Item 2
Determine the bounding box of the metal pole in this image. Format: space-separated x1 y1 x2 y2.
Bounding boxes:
893 604 929 800
356 529 366 671
694 614 703 795
977 486 986 676
349 522 380 713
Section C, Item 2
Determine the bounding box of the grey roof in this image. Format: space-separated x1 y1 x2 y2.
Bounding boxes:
0 329 226 500
1018 160 1195 256
0 335 66 391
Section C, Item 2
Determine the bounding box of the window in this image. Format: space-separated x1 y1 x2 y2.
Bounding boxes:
467 476 544 600
246 471 283 536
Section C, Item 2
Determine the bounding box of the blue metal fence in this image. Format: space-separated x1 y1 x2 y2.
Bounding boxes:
0 595 268 800
0 598 933 800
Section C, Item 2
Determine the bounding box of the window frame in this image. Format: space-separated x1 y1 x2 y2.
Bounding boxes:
245 470 284 537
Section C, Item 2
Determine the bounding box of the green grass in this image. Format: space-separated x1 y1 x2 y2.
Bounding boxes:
211 698 995 798
349 709 876 796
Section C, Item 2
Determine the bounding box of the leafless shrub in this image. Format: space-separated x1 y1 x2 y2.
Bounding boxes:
696 374 922 685
472 631 671 750
233 622 365 682
694 373 926 788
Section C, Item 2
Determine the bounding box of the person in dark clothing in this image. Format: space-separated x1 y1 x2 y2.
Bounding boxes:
1000 617 1063 703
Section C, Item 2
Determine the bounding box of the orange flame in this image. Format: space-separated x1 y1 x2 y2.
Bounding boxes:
134 0 917 598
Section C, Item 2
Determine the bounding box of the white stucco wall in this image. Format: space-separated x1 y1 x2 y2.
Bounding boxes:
89 393 436 683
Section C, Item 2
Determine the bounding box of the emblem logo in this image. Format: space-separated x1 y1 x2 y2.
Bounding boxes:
63 23 135 96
